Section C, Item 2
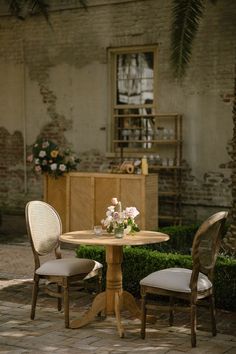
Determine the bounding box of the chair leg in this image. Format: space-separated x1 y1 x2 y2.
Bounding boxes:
96 270 103 318
169 296 174 326
97 269 102 294
57 285 62 311
140 293 147 339
209 295 217 336
31 275 39 320
63 281 70 328
190 303 197 347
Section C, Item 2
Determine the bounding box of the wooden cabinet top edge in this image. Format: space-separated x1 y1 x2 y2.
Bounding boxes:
66 172 158 179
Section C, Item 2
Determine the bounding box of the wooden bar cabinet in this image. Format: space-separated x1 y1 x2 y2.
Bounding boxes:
44 172 158 233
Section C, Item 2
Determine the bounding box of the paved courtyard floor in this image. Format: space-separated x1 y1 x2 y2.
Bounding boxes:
0 241 235 353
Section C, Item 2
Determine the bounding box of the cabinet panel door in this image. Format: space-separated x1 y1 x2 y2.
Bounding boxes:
70 176 93 231
94 177 120 225
44 176 67 232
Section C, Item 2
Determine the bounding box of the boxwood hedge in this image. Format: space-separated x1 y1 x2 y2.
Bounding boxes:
76 244 236 311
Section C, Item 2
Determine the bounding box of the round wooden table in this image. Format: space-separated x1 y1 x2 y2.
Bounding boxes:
60 230 169 337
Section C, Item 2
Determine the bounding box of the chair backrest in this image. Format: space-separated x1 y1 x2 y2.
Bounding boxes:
25 200 62 256
190 211 228 289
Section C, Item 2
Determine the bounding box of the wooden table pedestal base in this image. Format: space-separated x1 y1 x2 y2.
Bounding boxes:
70 289 145 337
70 245 156 337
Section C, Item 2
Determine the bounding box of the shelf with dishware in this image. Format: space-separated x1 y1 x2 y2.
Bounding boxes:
111 112 183 225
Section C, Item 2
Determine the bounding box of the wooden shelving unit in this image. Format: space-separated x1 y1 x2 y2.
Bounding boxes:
112 112 183 225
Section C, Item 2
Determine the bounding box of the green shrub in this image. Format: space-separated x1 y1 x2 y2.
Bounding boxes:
76 245 236 311
122 247 192 296
143 223 229 255
75 245 106 289
142 224 199 254
214 256 236 310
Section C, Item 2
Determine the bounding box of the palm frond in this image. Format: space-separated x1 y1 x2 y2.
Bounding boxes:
8 0 49 21
8 0 23 19
32 0 49 21
171 0 205 78
79 0 88 9
8 0 87 22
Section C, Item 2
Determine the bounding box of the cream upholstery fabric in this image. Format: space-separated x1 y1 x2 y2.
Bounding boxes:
26 200 103 329
27 201 61 255
140 267 212 293
36 258 96 277
84 260 103 280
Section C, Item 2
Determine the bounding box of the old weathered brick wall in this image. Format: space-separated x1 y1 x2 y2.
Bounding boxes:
0 0 235 233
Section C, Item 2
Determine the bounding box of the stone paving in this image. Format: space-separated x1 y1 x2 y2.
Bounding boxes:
0 242 235 353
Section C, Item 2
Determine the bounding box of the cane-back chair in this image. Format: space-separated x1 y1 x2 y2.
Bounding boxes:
25 200 103 328
140 211 228 347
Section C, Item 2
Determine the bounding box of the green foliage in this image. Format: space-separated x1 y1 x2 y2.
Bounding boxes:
75 245 105 264
214 256 236 310
122 247 193 296
143 223 229 255
143 224 199 254
171 0 205 78
75 245 107 288
28 138 79 178
75 245 236 311
102 199 140 235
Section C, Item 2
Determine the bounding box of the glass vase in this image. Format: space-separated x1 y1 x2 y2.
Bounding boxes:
114 226 124 238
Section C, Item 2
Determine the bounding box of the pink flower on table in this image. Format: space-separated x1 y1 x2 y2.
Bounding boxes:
102 198 140 234
101 215 113 227
106 206 115 218
125 207 139 219
113 212 120 221
111 198 118 205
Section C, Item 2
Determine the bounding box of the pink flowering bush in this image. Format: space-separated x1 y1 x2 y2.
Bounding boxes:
27 139 79 178
101 197 140 234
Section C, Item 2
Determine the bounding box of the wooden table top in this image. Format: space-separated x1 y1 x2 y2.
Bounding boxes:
60 230 169 247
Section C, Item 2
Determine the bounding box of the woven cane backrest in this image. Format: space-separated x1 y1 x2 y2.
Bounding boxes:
26 201 62 256
191 211 228 285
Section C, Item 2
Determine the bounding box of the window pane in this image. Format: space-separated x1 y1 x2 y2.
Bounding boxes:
116 51 154 105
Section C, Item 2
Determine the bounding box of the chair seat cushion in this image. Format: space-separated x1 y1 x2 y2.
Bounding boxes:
140 267 212 293
36 258 99 277
84 260 103 280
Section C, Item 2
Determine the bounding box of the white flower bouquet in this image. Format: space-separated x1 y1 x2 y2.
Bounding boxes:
27 139 80 178
101 197 140 235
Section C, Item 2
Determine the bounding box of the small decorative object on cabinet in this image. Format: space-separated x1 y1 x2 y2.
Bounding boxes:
112 112 182 225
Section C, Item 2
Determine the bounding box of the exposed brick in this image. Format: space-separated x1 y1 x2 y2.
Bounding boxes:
0 0 235 228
